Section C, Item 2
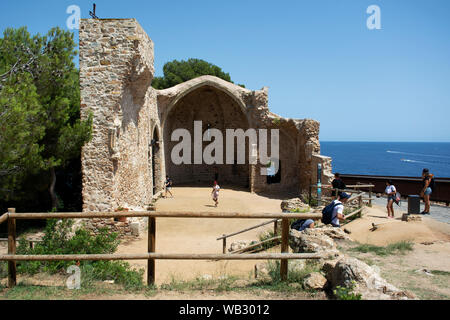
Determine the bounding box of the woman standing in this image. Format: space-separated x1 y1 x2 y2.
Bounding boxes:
211 181 220 207
385 180 397 218
420 168 434 215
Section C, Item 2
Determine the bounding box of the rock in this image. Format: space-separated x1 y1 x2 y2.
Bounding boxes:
281 198 309 212
254 263 271 280
289 229 339 256
130 222 140 236
312 226 351 241
303 272 328 290
201 274 212 281
402 214 422 222
229 240 249 252
323 257 414 300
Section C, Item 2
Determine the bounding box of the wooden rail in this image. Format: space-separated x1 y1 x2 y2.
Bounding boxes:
229 236 281 255
0 209 323 288
310 184 374 206
217 218 279 254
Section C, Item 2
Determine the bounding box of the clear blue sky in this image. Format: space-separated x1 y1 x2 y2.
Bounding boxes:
1 0 449 142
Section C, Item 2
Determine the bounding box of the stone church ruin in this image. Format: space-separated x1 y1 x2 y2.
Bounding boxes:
79 18 333 214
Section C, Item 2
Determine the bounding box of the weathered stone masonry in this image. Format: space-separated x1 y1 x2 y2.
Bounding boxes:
80 18 333 217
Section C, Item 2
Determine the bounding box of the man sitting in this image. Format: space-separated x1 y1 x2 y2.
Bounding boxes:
291 219 315 232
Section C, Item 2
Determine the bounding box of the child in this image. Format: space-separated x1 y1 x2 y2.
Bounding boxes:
211 181 220 207
164 175 173 198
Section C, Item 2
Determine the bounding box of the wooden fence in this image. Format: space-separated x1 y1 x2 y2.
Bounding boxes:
0 209 324 288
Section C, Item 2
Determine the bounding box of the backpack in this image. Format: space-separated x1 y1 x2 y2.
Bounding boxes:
429 177 435 191
321 201 342 225
290 219 306 231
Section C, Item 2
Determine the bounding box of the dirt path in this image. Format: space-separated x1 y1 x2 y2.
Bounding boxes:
117 187 285 285
344 204 450 246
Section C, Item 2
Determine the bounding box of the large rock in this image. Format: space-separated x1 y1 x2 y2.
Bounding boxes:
281 198 309 212
323 257 415 300
300 226 351 241
303 272 328 290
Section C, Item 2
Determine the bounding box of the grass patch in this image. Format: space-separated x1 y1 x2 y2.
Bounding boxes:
430 270 450 276
248 260 323 293
159 275 239 293
350 241 414 256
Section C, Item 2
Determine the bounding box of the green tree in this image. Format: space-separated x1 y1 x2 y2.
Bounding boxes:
152 58 245 89
0 26 92 210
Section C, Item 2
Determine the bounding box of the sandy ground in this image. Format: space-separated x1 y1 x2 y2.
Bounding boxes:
117 187 285 285
1 187 449 299
344 204 450 246
117 188 450 286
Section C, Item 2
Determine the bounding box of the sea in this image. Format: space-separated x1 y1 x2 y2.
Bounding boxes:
320 142 450 178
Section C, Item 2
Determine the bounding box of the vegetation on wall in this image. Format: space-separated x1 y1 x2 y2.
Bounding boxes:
152 58 245 89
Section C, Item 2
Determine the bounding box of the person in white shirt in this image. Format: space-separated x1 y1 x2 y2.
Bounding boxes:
384 180 397 219
331 192 350 227
211 181 220 207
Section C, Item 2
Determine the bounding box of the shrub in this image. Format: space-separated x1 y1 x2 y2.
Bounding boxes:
333 281 362 300
16 219 144 288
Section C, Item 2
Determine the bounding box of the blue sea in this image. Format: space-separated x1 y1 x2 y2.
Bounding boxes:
320 142 450 178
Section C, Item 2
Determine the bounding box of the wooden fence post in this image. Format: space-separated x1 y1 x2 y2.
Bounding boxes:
222 235 226 254
358 194 362 208
280 218 289 281
147 217 156 286
274 220 278 235
8 208 16 288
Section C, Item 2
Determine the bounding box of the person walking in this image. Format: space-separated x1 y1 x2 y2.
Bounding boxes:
385 180 396 218
164 175 173 198
211 181 220 207
420 168 435 215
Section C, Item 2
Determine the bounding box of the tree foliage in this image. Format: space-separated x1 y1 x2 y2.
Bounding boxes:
152 58 245 89
0 26 92 209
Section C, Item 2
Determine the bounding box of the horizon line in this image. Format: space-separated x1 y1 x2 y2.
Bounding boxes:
320 140 450 143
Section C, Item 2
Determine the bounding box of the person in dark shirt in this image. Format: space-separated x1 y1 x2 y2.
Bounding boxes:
420 168 435 215
164 175 173 198
331 173 346 197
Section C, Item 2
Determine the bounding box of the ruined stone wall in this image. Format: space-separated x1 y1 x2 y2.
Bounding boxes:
79 19 332 225
80 19 159 214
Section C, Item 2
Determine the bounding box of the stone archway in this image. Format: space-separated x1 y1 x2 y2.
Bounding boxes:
163 85 251 188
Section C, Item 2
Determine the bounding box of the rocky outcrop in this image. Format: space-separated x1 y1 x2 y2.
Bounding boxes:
289 226 414 300
280 198 309 212
289 228 341 259
323 257 416 300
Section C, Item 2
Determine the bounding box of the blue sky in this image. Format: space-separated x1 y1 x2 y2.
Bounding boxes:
1 0 449 142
